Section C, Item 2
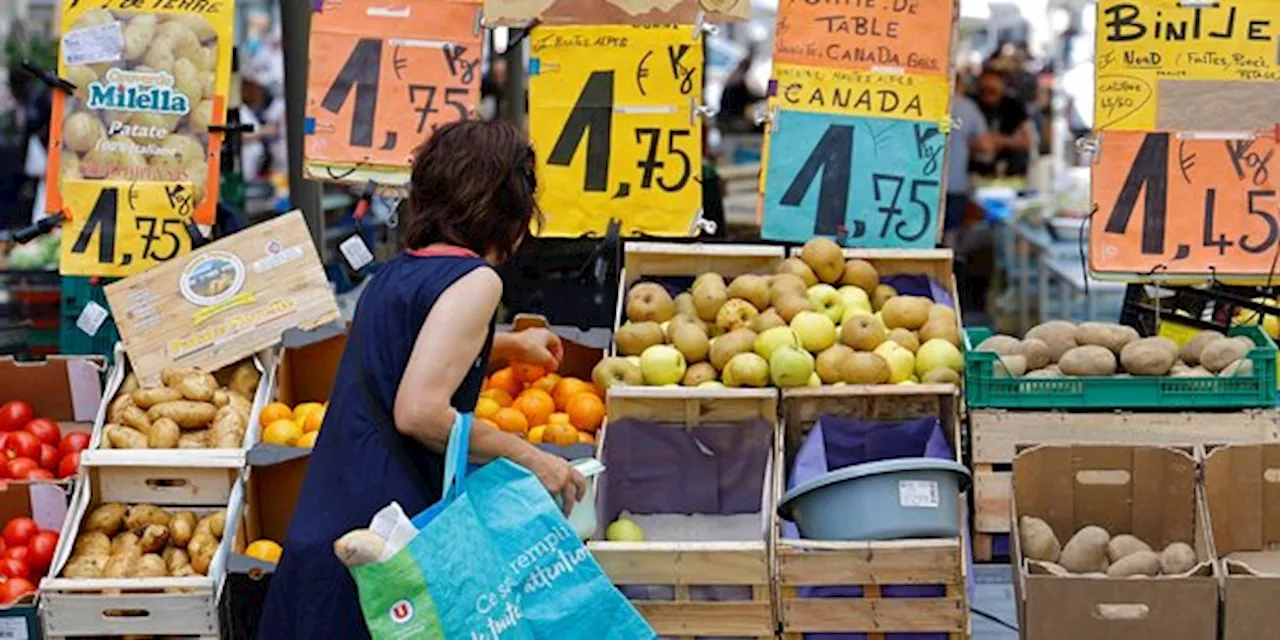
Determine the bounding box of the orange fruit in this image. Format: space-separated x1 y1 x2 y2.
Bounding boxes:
487 367 523 397
301 407 326 433
475 397 501 421
262 419 302 447
513 389 555 427
552 378 594 410
531 373 562 394
513 363 548 384
296 431 319 448
565 393 605 433
528 426 547 444
493 408 529 435
545 422 579 446
260 402 293 425
577 431 596 445
548 412 571 425
481 388 514 408
245 539 284 563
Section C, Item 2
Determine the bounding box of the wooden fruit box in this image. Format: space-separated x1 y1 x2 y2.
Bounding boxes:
86 342 278 464
589 387 779 639
40 465 246 639
775 387 968 639
970 408 1279 561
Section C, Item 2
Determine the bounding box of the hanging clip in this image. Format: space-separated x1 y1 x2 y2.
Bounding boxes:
754 105 776 129
695 103 717 121
207 122 256 134
1076 134 1100 162
21 61 76 96
13 209 69 244
474 9 485 34
353 181 377 222
689 208 717 236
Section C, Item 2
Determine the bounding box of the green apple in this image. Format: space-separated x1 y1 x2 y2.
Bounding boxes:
873 342 916 383
725 352 770 387
770 345 815 388
790 310 837 353
697 380 726 389
837 286 873 314
807 372 822 387
755 326 800 361
640 345 687 386
806 284 846 324
915 339 964 377
606 518 646 542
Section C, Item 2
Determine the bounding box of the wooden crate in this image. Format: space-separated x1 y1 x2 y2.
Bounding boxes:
590 387 779 639
41 464 245 639
970 408 1280 560
775 387 967 639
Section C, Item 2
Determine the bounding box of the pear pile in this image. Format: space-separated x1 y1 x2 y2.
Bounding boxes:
594 238 966 390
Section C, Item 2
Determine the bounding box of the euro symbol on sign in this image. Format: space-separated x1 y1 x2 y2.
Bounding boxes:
636 51 653 97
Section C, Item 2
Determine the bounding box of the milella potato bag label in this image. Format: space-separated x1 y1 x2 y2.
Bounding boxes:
48 0 235 278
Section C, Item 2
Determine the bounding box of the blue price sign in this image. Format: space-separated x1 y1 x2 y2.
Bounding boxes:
762 110 946 248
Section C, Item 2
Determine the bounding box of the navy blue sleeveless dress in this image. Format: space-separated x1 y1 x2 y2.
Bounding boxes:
258 247 494 640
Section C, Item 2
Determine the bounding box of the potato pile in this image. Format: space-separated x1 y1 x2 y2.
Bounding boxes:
104 361 260 449
1020 516 1198 577
978 321 1255 378
62 504 226 579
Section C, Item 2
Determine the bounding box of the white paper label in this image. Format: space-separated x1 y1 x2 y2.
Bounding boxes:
898 480 940 509
340 235 375 271
62 22 124 66
75 300 109 337
66 358 104 422
28 484 68 532
0 617 28 639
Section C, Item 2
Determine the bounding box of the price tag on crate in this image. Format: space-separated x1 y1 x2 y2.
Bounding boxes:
75 300 110 337
1089 131 1277 277
529 25 703 237
0 617 27 640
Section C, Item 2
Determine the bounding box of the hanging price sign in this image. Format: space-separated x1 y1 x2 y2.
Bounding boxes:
1095 0 1280 131
772 64 951 124
762 110 945 247
529 25 703 237
484 0 748 27
59 180 197 278
305 0 482 185
773 0 953 76
1090 131 1278 277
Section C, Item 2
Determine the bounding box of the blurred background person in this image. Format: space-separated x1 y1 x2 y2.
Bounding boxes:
971 69 1034 178
943 73 993 248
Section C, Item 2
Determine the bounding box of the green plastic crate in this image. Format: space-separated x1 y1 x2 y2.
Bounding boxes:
964 326 1277 410
59 276 120 364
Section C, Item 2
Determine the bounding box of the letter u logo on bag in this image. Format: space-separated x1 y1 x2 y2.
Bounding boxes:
390 600 414 624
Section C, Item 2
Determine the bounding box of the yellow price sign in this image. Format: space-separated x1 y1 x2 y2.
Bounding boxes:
771 63 951 124
530 25 703 237
59 180 197 278
1095 0 1280 131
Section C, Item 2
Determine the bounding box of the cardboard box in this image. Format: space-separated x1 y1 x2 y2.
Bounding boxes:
1203 444 1280 640
1012 445 1217 640
0 355 103 429
0 481 73 640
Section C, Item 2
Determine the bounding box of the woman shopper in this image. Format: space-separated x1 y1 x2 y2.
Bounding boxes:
258 120 587 639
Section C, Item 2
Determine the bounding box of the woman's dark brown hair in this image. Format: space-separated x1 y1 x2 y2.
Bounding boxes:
403 120 541 262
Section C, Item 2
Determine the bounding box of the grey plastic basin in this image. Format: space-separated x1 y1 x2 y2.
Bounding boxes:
778 458 971 541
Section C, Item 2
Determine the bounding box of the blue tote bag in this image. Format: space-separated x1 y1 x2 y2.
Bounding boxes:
349 414 655 640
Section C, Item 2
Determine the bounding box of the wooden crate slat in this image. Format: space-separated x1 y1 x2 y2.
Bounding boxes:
781 596 968 634
974 464 1012 534
593 543 769 585
635 600 775 637
623 242 786 287
777 540 962 585
606 388 778 426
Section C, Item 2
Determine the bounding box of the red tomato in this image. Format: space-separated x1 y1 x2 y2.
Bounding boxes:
26 531 57 577
37 444 57 472
0 577 35 604
0 557 29 582
3 459 37 482
22 469 52 481
0 402 32 432
3 546 28 566
58 432 90 458
2 519 36 549
23 418 60 448
4 432 41 462
56 452 80 479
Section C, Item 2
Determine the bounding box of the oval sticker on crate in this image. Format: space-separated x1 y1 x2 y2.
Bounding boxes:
898 479 939 508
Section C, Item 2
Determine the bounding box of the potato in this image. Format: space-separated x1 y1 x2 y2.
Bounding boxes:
73 531 112 558
228 362 261 398
212 389 230 407
170 511 197 548
139 524 170 553
1025 367 1063 379
63 555 108 578
125 505 172 531
1059 525 1111 573
1160 542 1197 574
120 373 140 395
106 424 149 449
133 553 167 578
1106 534 1152 563
103 554 136 578
131 387 183 409
194 510 226 540
1025 321 1079 362
188 533 217 574
976 335 1021 355
178 431 209 448
1020 338 1052 370
1220 358 1255 377
210 409 246 448
161 367 200 388
147 417 181 449
1034 561 1071 576
164 547 191 573
147 401 218 429
172 564 199 577
85 503 128 536
1200 338 1251 373
1120 338 1177 376
1058 345 1118 377
1107 550 1160 577
334 529 388 567
994 354 1028 378
111 532 142 558
1019 516 1061 562
119 405 153 433
108 395 135 424
175 372 219 402
1179 330 1225 365
1076 322 1140 354
226 391 252 421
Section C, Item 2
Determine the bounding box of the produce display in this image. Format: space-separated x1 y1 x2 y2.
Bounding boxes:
244 538 283 563
61 504 227 579
478 366 604 445
0 517 59 603
1019 516 1198 577
0 400 91 479
259 401 326 448
597 238 964 388
977 321 1257 378
102 360 261 449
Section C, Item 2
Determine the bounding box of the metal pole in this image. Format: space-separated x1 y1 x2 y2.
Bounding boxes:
279 0 325 256
501 31 526 127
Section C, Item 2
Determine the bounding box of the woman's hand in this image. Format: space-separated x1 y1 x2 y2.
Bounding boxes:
524 450 586 515
513 328 564 371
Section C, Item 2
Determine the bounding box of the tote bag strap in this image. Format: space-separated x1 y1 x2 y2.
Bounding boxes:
439 412 473 502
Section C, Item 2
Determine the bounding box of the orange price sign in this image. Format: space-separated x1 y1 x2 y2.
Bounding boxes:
1090 131 1278 277
305 0 481 181
773 0 954 76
